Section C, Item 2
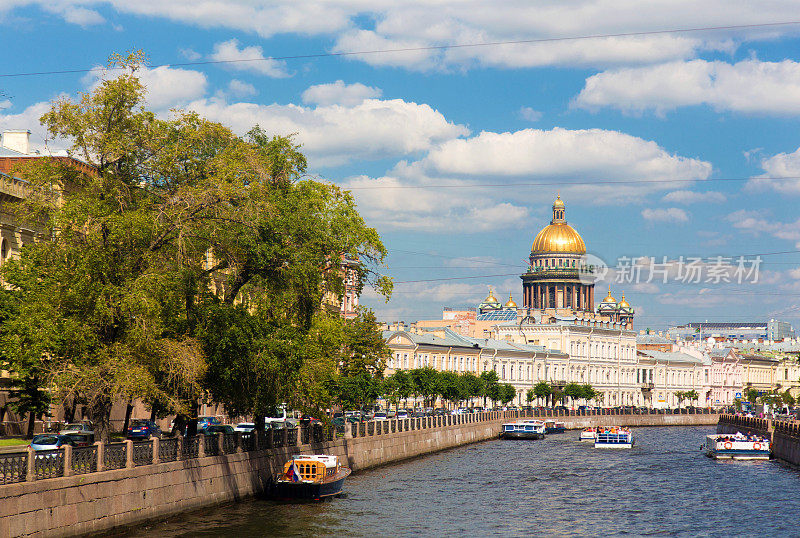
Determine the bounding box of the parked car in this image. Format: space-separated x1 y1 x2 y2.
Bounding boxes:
30 434 75 451
197 416 221 429
202 424 235 435
234 423 255 433
396 410 409 419
373 412 388 421
127 419 162 440
65 433 94 447
59 422 93 435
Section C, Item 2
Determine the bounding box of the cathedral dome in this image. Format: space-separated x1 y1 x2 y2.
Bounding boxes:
531 196 586 254
504 294 517 308
618 294 630 308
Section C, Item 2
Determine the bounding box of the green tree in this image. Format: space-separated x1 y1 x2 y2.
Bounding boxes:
499 384 516 406
675 391 686 408
410 367 440 409
526 388 535 405
479 370 500 407
685 389 699 406
579 384 597 405
533 381 552 407
563 383 582 408
783 389 796 407
460 373 483 408
438 372 463 408
746 388 759 405
2 52 392 439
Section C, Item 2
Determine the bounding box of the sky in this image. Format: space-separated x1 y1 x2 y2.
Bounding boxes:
2 1 800 332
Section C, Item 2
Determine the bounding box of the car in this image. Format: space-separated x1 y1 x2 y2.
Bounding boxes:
197 416 221 429
59 422 93 435
30 434 75 451
396 410 409 419
234 423 255 433
202 424 236 435
127 419 162 440
386 410 397 419
65 433 94 447
373 412 388 421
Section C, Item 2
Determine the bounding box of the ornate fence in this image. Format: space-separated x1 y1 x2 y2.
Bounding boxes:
104 443 127 471
159 437 179 462
72 446 98 475
0 452 27 484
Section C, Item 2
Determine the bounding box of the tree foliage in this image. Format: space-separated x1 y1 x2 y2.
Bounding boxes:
1 52 391 439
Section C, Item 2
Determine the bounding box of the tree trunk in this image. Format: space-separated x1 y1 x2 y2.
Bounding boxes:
254 413 265 434
186 399 199 437
88 396 113 443
121 402 134 436
149 406 157 422
25 411 36 439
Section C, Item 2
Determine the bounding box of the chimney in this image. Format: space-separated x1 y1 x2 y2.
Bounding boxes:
2 130 31 155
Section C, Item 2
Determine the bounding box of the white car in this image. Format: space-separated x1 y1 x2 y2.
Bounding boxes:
396 411 409 419
234 423 255 432
373 412 388 421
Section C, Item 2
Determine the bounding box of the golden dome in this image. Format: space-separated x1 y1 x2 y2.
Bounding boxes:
618 294 630 308
602 285 617 304
504 294 517 308
531 195 586 254
484 288 498 303
531 224 586 254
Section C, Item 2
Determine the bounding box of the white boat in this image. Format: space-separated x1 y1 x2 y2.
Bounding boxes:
594 427 633 449
579 427 597 441
704 433 770 460
499 419 546 440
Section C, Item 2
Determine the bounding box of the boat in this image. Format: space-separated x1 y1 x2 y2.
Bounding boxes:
544 420 566 434
594 427 633 449
272 455 351 500
579 427 597 441
704 433 770 460
499 419 546 440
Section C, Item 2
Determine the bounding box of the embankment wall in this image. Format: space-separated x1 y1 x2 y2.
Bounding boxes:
1 411 718 537
717 414 800 468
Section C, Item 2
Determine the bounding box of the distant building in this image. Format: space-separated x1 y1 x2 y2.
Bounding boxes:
667 320 796 342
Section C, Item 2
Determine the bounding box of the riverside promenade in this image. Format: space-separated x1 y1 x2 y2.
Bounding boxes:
0 408 718 537
717 413 800 467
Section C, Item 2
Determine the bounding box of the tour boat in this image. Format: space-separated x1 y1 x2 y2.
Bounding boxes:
704 433 771 460
579 427 597 441
544 420 566 434
499 419 546 440
272 455 351 501
594 427 633 449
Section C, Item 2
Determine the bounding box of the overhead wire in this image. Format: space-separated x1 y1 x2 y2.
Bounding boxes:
2 20 800 78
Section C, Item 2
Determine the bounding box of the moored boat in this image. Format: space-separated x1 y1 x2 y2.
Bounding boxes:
544 420 566 434
579 427 596 441
272 455 351 501
704 433 770 460
499 419 546 440
594 427 633 449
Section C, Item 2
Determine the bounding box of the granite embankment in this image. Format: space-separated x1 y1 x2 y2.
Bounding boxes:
0 410 719 537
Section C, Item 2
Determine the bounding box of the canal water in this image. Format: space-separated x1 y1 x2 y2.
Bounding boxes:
123 426 800 537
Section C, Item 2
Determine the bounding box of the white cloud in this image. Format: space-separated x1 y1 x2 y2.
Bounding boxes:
227 79 257 98
302 81 382 107
209 39 290 78
662 190 726 204
519 107 542 122
575 59 800 115
0 100 67 153
748 146 800 194
421 128 710 181
726 210 800 243
186 96 469 167
11 1 800 71
788 268 800 280
180 48 202 61
85 66 208 110
641 207 689 223
43 5 105 26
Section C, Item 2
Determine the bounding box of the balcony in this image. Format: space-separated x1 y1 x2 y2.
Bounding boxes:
640 382 654 391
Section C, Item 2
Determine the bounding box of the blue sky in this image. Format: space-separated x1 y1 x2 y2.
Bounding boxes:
2 1 800 331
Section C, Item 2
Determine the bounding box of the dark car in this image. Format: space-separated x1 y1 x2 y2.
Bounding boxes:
202 424 235 435
127 419 162 440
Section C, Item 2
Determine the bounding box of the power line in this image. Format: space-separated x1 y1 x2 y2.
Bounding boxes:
344 176 800 191
2 20 800 79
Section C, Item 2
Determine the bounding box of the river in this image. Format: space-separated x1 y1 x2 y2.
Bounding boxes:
117 426 800 537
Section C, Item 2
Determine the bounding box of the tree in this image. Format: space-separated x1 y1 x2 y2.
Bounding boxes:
563 383 582 408
675 391 686 408
533 381 552 407
410 367 440 409
526 389 535 405
685 390 699 406
2 52 392 440
480 370 500 407
438 372 463 408
580 384 597 405
499 384 516 406
391 370 414 409
783 389 795 407
746 388 759 405
460 373 483 408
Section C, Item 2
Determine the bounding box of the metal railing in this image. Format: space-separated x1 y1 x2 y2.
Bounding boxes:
0 452 27 484
159 437 179 462
132 441 153 466
104 443 127 471
72 446 98 475
34 450 64 480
